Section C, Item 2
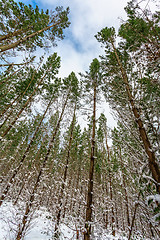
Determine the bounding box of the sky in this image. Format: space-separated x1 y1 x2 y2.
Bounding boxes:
15 0 132 129
23 0 129 77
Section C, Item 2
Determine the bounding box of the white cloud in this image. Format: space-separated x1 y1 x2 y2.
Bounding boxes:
38 0 128 43
36 0 129 73
54 38 102 77
35 0 130 129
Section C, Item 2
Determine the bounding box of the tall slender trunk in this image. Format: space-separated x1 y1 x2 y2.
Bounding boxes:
0 96 54 206
84 83 96 240
109 174 115 236
128 192 140 240
120 195 125 231
72 152 82 213
105 190 109 228
110 39 160 193
119 147 130 228
62 178 72 219
0 21 60 52
104 125 115 236
1 73 45 138
54 102 76 236
13 171 29 206
114 193 119 230
15 91 70 240
103 167 109 229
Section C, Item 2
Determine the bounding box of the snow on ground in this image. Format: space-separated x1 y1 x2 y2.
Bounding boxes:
0 202 128 240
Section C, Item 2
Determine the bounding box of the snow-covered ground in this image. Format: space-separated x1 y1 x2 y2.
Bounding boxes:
0 202 128 240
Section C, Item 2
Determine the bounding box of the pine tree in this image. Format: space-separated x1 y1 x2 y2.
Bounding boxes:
81 58 102 240
96 27 160 194
0 0 70 53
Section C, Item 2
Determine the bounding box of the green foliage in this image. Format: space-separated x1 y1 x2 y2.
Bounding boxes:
0 0 49 33
89 58 100 79
0 0 70 52
96 27 116 44
119 1 160 52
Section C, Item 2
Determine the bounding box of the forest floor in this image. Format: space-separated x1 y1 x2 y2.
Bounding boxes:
0 202 132 240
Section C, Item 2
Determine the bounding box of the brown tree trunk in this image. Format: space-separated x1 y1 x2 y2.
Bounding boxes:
54 102 76 236
110 39 160 193
128 192 140 240
84 83 96 240
120 195 125 232
114 190 119 230
62 178 72 219
104 126 115 236
119 147 130 228
13 176 28 206
109 175 115 236
104 171 109 229
0 93 21 121
0 136 27 183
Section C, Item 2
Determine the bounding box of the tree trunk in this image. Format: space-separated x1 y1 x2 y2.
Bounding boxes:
128 192 140 240
110 39 160 194
54 102 76 236
0 136 27 183
0 94 21 121
119 147 130 228
103 170 109 229
84 83 96 240
104 125 115 236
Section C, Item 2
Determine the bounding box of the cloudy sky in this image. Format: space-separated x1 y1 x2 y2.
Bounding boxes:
16 0 132 128
28 0 129 77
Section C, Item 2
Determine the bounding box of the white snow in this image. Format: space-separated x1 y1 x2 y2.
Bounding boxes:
0 202 149 240
146 194 160 204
